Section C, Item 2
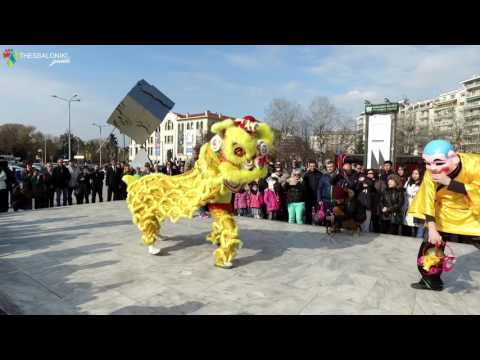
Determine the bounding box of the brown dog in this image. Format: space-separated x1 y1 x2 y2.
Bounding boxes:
326 205 361 236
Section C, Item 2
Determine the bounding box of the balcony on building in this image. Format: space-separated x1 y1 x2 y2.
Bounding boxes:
461 75 480 91
465 99 480 111
434 98 457 107
464 111 480 119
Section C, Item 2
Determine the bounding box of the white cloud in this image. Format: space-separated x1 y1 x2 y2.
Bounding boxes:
281 81 302 93
332 89 379 116
308 45 480 114
225 53 261 69
223 45 289 70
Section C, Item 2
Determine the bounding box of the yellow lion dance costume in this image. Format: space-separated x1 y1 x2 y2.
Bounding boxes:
122 115 273 268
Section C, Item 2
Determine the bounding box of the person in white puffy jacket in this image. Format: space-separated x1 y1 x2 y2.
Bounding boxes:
403 168 424 237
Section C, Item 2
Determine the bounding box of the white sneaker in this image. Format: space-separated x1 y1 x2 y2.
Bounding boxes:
148 245 161 255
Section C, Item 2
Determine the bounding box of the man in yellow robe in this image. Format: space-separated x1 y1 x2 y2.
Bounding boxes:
408 139 480 291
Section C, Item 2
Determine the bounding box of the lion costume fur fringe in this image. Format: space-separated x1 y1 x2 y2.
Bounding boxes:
122 117 274 268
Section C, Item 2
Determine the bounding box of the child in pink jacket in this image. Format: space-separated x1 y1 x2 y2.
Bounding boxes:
234 185 250 216
263 178 281 220
249 182 264 219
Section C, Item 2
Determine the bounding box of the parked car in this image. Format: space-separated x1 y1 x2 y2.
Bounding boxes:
8 165 24 182
32 163 45 172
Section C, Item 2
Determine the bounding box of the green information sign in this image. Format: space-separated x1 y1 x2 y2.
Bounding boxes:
365 103 399 115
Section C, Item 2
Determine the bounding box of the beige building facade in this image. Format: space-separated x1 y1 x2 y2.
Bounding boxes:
129 111 234 164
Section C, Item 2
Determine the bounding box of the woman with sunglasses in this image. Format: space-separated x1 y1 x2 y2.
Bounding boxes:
283 169 307 224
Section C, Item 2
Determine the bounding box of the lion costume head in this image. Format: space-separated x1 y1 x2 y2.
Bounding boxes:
198 115 274 192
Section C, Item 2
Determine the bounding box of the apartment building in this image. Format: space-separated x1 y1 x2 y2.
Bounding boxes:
357 74 480 154
461 75 480 152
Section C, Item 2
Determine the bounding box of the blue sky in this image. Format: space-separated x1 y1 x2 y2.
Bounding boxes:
1 45 479 140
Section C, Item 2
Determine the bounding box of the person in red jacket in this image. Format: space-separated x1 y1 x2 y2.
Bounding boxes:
249 182 264 219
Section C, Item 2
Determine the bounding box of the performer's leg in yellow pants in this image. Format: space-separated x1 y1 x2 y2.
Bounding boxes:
206 208 243 268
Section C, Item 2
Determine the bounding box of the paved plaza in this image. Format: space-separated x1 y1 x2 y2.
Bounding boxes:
1 201 480 315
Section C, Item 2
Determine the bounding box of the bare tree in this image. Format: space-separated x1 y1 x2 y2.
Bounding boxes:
396 111 416 155
305 97 346 161
264 98 302 139
450 110 464 151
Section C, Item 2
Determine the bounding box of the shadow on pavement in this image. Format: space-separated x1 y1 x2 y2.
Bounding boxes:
0 212 126 314
444 246 480 294
110 301 205 315
152 223 382 269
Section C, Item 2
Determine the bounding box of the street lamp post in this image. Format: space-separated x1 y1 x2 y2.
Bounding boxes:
92 123 109 167
51 94 80 161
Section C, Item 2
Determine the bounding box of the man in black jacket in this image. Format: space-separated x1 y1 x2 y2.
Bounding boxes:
378 160 394 183
303 160 322 225
331 161 360 192
52 159 71 206
90 165 104 203
43 163 56 208
106 160 122 201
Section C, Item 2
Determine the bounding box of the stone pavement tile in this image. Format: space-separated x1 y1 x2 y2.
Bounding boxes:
299 294 362 315
60 288 137 315
287 269 344 290
126 288 206 315
354 307 401 315
194 280 318 314
240 292 318 315
412 291 470 315
48 279 105 299
0 270 74 314
0 260 20 274
0 253 62 274
240 260 321 288
290 272 378 312
455 293 480 315
114 277 171 302
142 269 225 297
360 278 417 315
188 300 246 315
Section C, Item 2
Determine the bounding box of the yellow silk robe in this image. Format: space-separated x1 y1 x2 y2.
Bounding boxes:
407 153 480 236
